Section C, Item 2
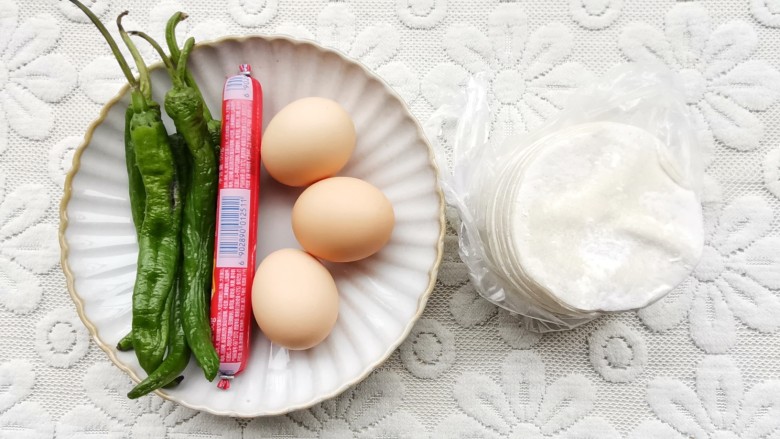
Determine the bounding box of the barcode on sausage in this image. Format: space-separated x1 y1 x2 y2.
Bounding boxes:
218 196 240 255
216 188 250 268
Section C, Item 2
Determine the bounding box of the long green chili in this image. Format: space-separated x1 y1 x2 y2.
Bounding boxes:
67 1 183 375
159 37 220 381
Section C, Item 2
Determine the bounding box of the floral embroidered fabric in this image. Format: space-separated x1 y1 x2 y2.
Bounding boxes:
1 0 778 437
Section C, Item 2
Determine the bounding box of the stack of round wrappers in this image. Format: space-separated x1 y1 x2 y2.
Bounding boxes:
480 122 704 323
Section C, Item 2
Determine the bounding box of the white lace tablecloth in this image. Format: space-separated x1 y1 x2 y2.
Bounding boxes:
2 0 780 437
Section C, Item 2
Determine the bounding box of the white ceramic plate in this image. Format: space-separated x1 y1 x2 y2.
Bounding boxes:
59 35 444 417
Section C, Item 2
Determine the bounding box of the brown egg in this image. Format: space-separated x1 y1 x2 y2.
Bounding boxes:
251 249 339 350
261 97 356 187
292 177 395 262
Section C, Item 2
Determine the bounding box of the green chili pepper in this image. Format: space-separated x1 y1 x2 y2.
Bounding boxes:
120 131 191 390
130 30 220 381
128 118 180 373
117 131 189 355
152 37 220 381
111 12 183 375
72 0 182 375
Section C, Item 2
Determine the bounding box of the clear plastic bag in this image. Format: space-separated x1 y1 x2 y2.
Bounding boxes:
425 64 703 332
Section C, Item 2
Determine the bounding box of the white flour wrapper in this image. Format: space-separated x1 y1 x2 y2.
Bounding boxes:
425 65 704 332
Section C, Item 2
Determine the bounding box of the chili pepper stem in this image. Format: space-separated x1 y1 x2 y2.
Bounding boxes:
130 91 148 113
66 0 138 89
165 12 187 67
129 31 177 81
166 13 214 123
176 38 196 93
117 12 152 103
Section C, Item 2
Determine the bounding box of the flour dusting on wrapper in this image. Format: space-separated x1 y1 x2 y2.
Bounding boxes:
211 64 262 390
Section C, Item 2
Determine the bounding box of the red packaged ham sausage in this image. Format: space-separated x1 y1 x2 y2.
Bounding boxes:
211 64 262 390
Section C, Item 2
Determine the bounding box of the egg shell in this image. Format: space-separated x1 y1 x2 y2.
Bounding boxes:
292 177 395 262
261 97 356 187
251 248 339 350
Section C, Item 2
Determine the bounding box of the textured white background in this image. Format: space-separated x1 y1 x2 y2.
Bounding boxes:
1 0 780 437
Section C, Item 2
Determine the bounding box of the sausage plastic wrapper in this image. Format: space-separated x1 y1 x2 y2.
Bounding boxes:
424 65 704 333
211 64 262 389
